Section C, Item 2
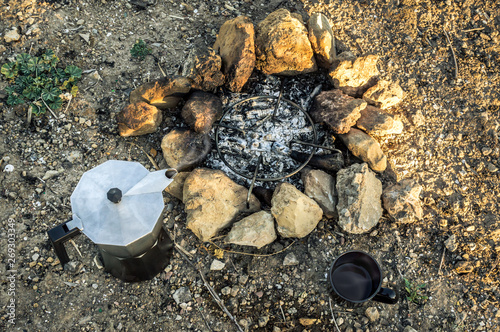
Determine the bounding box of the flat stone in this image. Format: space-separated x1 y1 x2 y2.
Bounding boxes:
311 89 367 134
224 211 276 249
210 259 226 271
181 91 223 134
308 13 336 68
454 261 474 274
183 168 260 241
329 55 379 97
164 171 190 201
4 28 21 43
161 128 211 171
129 76 191 110
42 170 60 180
365 307 380 322
182 46 225 91
336 163 383 234
356 105 404 136
339 128 387 172
444 234 458 252
363 79 404 109
302 169 337 218
255 8 317 75
116 102 162 137
271 183 323 238
213 16 256 92
173 287 192 305
382 179 423 223
283 252 299 266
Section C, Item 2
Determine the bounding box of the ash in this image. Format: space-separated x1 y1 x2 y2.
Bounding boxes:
205 73 335 190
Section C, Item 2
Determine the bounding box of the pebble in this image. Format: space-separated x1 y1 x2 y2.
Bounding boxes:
221 286 231 295
42 170 59 180
3 164 14 172
210 259 225 271
283 253 299 266
4 27 21 43
487 163 498 173
258 315 270 327
92 283 98 289
444 234 458 252
32 253 40 261
365 307 379 322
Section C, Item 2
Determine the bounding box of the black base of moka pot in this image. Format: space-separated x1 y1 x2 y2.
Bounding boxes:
100 227 173 282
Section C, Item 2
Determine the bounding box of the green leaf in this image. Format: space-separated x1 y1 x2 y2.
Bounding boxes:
41 87 60 102
49 97 63 110
1 62 18 79
44 49 55 58
7 94 23 106
22 86 41 100
65 65 82 79
16 53 31 65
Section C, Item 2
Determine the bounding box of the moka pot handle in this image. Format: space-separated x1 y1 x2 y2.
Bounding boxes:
47 220 81 265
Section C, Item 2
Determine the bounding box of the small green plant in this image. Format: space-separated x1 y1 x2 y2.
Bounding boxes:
130 39 151 60
404 278 428 304
1 49 81 116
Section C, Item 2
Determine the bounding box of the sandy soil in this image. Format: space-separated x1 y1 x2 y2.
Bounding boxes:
1 0 499 331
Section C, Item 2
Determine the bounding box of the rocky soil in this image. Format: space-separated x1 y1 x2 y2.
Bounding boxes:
1 0 500 331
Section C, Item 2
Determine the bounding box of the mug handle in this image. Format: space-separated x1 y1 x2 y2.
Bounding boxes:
373 287 398 304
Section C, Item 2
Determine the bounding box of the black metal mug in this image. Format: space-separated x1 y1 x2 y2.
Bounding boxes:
328 251 398 305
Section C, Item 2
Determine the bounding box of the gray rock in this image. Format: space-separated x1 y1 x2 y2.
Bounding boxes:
183 168 260 241
173 287 192 304
382 179 423 223
339 128 387 172
365 307 379 322
444 234 458 252
283 253 299 266
42 170 60 180
404 327 419 332
210 259 226 271
356 105 403 136
4 27 21 43
161 128 211 171
336 163 382 234
302 169 337 218
181 91 223 134
271 183 323 238
308 13 336 68
311 89 367 134
224 211 276 249
363 80 404 110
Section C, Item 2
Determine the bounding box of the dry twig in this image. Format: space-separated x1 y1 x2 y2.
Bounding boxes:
126 142 159 170
462 27 485 33
208 240 296 257
69 239 83 258
174 246 244 332
438 247 446 275
329 298 341 332
443 29 459 79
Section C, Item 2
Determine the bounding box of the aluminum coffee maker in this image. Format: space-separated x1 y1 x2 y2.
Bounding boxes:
48 160 177 282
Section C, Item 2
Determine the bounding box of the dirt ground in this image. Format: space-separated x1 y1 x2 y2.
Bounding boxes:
1 0 499 331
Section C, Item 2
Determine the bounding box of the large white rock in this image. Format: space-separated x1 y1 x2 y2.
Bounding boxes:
336 163 382 234
271 183 323 238
224 211 276 249
183 168 260 241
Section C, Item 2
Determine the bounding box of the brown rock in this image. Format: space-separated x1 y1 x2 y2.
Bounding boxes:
310 89 367 134
129 76 191 110
356 105 404 136
339 128 387 172
271 183 323 238
308 13 336 68
329 55 379 97
164 171 190 201
181 91 223 134
182 46 225 91
116 102 162 137
4 27 20 43
183 168 260 241
213 16 256 92
382 179 423 223
224 211 276 249
454 261 474 274
363 80 404 109
255 9 317 75
161 128 211 171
